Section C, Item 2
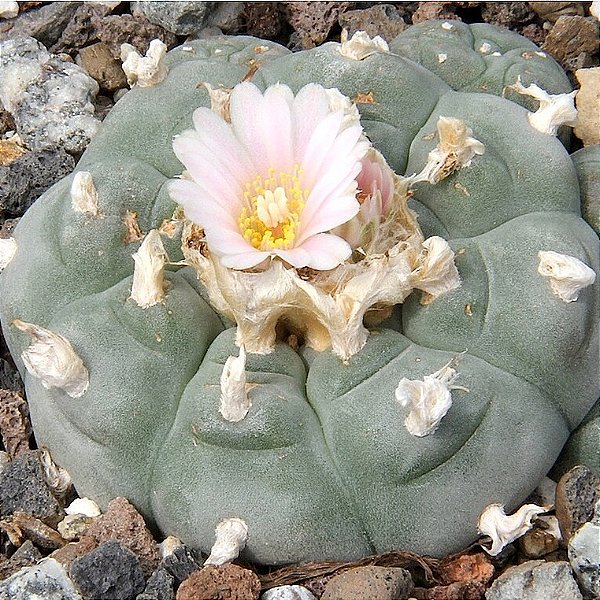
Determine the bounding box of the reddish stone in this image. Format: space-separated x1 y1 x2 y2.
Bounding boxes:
83 497 159 576
176 564 261 600
439 552 494 585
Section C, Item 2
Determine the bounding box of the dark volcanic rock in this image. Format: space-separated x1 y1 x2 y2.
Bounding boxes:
70 539 146 600
137 567 175 600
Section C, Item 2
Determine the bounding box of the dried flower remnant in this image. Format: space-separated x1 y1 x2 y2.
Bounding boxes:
478 503 548 556
12 320 89 398
339 30 390 61
71 172 101 217
121 39 168 88
0 237 17 271
510 79 577 135
130 230 168 309
219 346 251 422
538 251 596 302
395 359 465 437
40 447 72 498
205 518 248 566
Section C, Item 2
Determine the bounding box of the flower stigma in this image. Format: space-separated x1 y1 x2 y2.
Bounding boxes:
239 166 308 251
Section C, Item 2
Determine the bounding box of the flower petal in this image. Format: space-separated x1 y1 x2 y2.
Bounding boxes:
220 250 271 270
298 233 352 270
229 82 294 176
292 83 332 158
298 192 360 242
168 179 237 230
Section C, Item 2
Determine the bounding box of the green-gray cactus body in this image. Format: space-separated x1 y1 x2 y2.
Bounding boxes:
0 30 598 564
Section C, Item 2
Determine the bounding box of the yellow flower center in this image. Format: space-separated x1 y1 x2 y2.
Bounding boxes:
239 166 308 251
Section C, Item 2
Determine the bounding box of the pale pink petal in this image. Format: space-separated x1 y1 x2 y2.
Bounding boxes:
298 111 345 186
292 83 332 158
298 193 360 242
229 82 296 176
190 107 255 180
168 179 238 230
261 84 294 171
299 233 352 270
271 246 312 268
204 226 259 259
300 162 362 237
220 250 272 269
173 132 244 211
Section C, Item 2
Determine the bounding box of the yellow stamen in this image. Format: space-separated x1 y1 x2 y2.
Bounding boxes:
239 165 307 251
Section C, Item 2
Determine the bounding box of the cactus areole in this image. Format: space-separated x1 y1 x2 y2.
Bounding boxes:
0 24 598 564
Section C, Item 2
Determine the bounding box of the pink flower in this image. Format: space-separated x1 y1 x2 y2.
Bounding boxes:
169 82 369 270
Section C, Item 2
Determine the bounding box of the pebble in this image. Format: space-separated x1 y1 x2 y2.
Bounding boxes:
132 1 215 35
285 2 350 49
518 523 561 558
0 540 41 580
0 557 83 600
417 580 486 599
261 586 317 600
321 566 414 600
1 511 65 549
574 67 600 146
243 2 286 39
0 36 100 154
439 552 494 586
0 359 24 394
555 465 600 544
0 450 64 526
0 2 80 47
485 560 582 600
0 108 15 136
70 539 145 600
411 3 461 24
568 499 600 599
338 4 406 41
137 567 175 600
83 496 160 577
161 543 200 585
57 513 96 541
78 41 127 92
0 389 31 458
542 15 600 73
49 536 98 571
480 2 536 29
0 144 76 217
51 2 117 54
176 564 261 600
529 2 586 24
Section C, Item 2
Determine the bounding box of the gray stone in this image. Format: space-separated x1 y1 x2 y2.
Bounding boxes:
0 450 63 526
556 465 600 543
485 560 582 600
136 567 174 600
160 544 199 584
0 36 100 154
338 4 406 41
70 540 145 600
321 566 413 600
0 558 83 600
569 499 600 599
262 585 317 600
132 1 216 35
0 358 24 394
0 2 80 47
207 2 245 33
0 145 75 217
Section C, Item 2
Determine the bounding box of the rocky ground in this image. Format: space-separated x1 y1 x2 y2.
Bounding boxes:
0 2 599 599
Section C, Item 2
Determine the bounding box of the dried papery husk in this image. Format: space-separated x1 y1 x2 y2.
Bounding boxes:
538 250 596 302
219 346 251 422
121 39 168 88
478 503 549 556
509 79 577 135
183 174 459 361
339 29 390 60
202 83 232 122
0 237 17 271
40 447 72 497
205 518 248 566
12 320 89 398
130 229 168 308
71 171 101 217
406 117 485 186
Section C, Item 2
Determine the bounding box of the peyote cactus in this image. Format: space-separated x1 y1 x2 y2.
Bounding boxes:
0 23 598 565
